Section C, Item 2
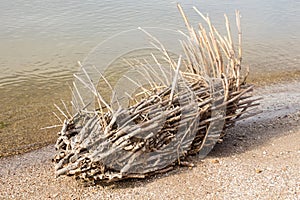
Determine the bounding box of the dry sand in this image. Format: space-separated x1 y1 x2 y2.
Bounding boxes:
0 81 299 200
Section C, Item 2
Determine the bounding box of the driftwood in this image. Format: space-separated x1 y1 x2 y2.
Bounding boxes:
53 4 260 183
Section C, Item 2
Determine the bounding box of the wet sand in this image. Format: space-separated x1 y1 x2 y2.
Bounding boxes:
1 72 300 158
0 80 299 199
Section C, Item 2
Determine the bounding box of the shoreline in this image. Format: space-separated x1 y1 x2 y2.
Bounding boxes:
0 72 300 158
0 80 300 199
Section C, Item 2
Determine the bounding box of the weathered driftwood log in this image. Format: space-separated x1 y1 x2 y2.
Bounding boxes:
53 4 260 183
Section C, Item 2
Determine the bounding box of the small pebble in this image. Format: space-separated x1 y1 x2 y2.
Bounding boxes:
211 159 220 164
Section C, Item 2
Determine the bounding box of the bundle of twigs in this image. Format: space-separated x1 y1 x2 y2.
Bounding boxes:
53 5 260 183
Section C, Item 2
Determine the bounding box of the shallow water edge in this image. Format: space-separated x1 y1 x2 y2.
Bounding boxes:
0 71 299 158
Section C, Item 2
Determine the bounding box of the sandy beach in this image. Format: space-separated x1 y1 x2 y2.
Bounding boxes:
1 1 300 199
0 80 299 200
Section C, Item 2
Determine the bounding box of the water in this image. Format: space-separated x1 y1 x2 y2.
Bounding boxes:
0 0 299 157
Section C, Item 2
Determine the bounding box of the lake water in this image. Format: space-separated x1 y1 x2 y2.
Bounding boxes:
0 0 299 157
